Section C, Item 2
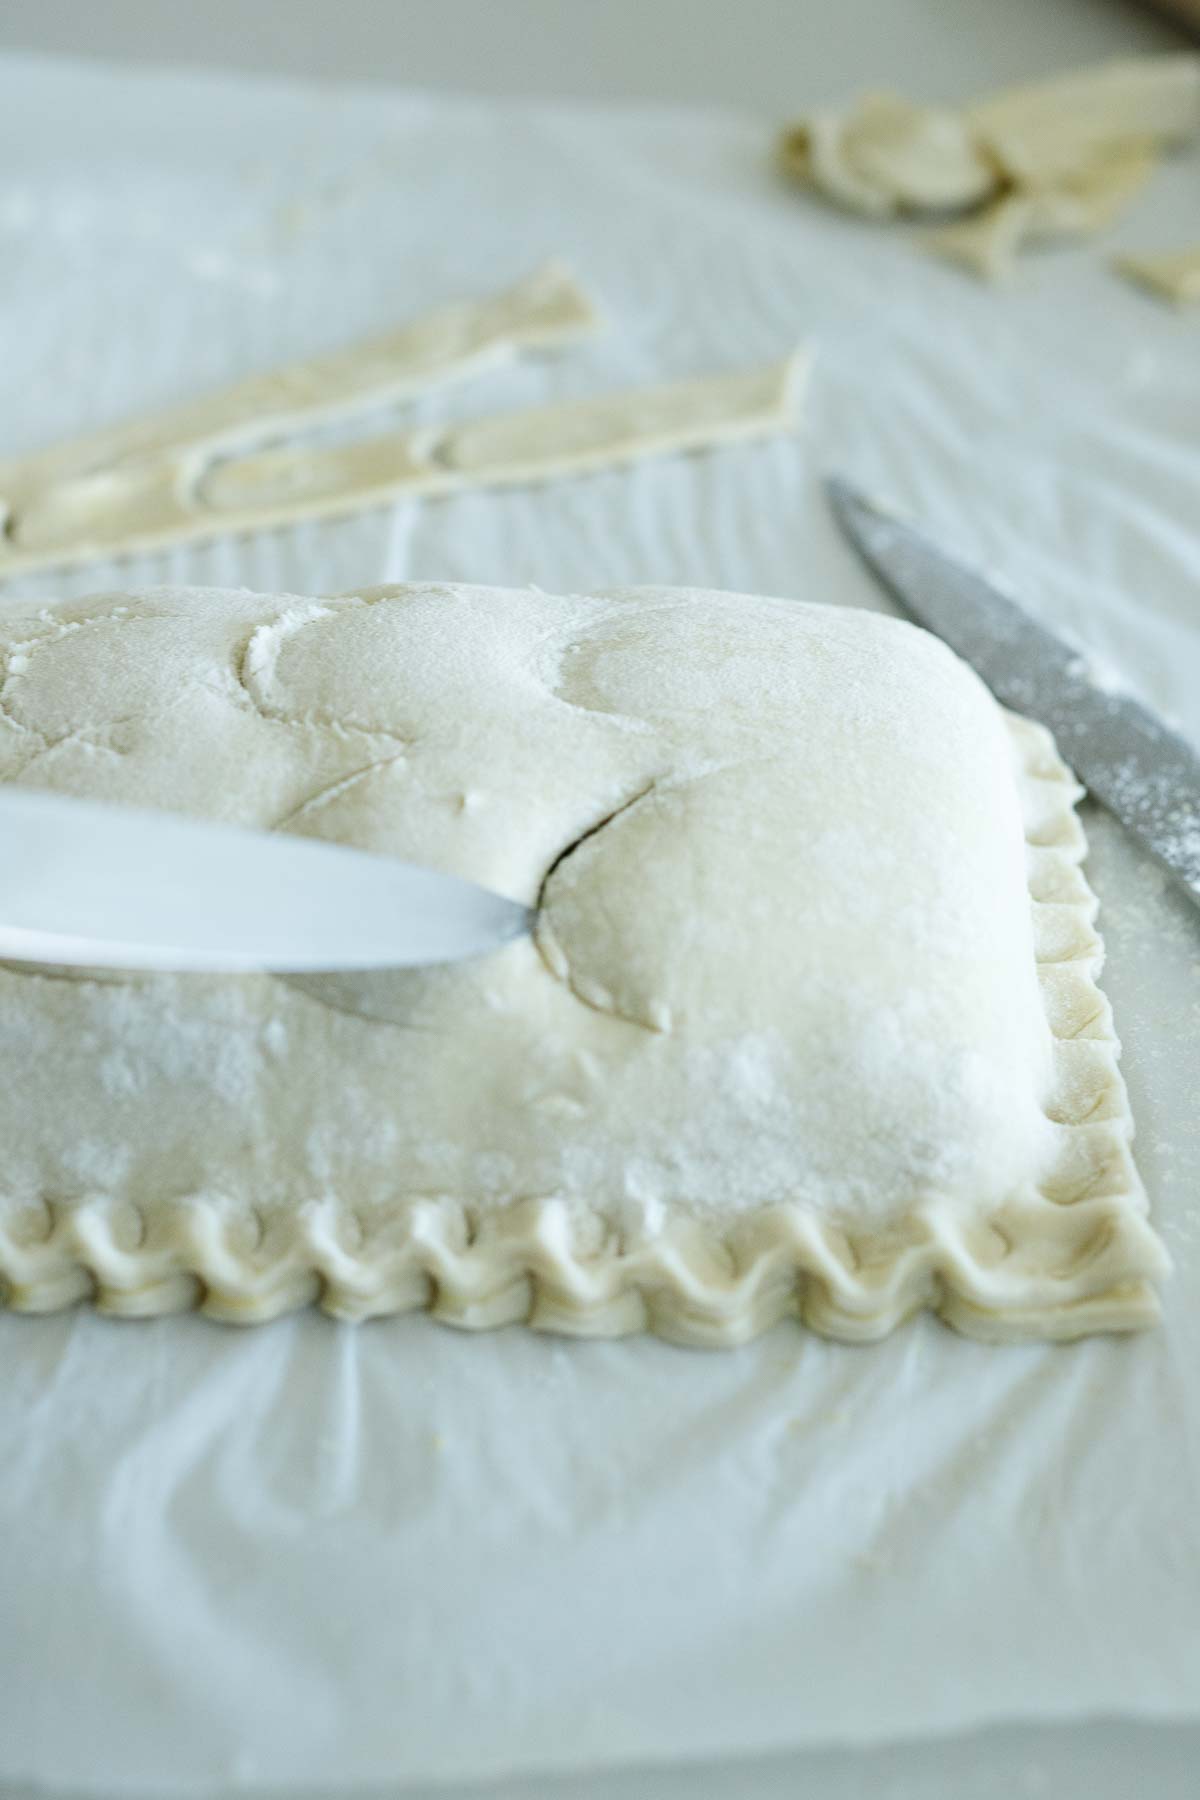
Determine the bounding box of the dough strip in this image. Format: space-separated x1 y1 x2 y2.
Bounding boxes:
0 261 600 543
0 351 809 577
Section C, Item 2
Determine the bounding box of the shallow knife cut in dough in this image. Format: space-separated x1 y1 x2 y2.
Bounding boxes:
0 585 1167 1344
779 54 1200 280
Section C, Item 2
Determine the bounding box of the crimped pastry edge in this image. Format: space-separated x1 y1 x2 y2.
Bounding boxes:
0 709 1168 1344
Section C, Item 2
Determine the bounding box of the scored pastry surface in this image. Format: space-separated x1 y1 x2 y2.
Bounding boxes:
0 583 1167 1343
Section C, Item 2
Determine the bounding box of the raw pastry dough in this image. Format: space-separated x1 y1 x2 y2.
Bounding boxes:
0 585 1167 1344
0 261 601 544
0 355 807 580
1114 245 1200 305
779 54 1200 280
926 146 1158 282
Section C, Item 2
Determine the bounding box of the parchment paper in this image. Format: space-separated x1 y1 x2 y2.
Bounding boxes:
1 34 1199 1799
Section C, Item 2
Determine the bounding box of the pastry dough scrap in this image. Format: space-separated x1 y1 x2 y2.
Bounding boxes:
926 145 1159 281
1114 245 1200 306
779 54 1200 281
780 93 997 218
0 354 807 581
0 261 601 541
0 585 1167 1343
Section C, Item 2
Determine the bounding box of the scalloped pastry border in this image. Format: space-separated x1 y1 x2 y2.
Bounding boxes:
0 708 1169 1345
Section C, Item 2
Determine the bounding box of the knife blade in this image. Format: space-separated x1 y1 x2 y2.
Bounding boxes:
827 475 1200 910
0 788 531 972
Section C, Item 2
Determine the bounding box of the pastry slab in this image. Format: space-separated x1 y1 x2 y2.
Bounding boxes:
0 584 1167 1342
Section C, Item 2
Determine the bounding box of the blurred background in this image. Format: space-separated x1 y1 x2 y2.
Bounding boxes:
1 0 1191 103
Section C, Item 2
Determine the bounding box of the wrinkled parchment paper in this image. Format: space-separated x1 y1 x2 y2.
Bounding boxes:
1 36 1199 1799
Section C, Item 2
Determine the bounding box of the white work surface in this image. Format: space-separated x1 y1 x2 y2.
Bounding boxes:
2 17 1200 1800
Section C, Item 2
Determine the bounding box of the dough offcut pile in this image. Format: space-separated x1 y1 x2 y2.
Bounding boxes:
0 584 1167 1343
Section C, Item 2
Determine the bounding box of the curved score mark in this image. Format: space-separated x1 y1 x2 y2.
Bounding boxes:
233 610 411 741
533 779 664 1032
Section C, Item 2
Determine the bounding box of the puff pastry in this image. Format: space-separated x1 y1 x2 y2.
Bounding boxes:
779 54 1200 280
0 262 807 580
0 584 1167 1343
1114 245 1200 306
0 355 807 581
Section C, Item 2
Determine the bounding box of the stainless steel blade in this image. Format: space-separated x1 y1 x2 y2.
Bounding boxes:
0 788 531 972
826 477 1200 911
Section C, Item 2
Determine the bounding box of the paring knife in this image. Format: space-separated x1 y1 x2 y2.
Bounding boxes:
827 476 1200 912
0 789 531 978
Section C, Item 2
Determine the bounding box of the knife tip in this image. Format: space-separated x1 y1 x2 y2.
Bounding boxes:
824 472 900 528
822 470 857 517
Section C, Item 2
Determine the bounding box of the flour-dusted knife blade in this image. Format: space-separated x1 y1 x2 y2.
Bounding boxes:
0 789 531 972
827 476 1200 909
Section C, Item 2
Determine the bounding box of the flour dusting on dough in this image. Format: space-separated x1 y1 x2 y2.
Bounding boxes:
0 583 1166 1341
